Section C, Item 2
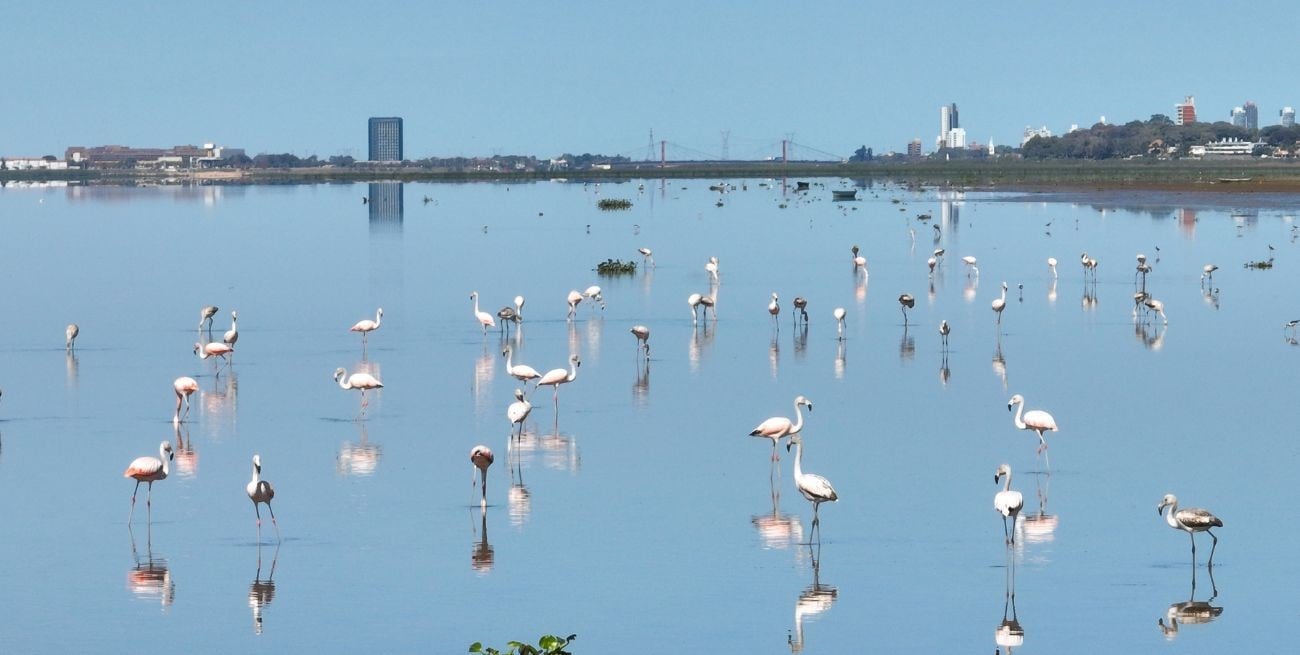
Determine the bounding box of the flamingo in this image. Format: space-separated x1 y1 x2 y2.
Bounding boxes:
898 293 915 325
833 307 846 340
199 305 219 332
962 256 979 277
933 248 945 264
638 247 655 267
334 367 383 412
1201 264 1218 288
927 257 937 277
1145 296 1169 325
507 389 532 439
469 291 495 334
350 308 383 345
698 294 716 321
534 354 580 411
1285 319 1300 337
786 433 838 543
792 297 809 325
705 256 719 282
566 290 583 318
850 245 866 271
496 295 524 333
992 282 1008 325
223 311 239 346
1081 252 1098 280
749 395 812 461
246 454 280 541
124 441 173 523
65 323 79 350
172 376 199 423
630 325 650 358
470 445 494 509
768 293 780 328
994 464 1025 545
1158 494 1223 565
583 285 606 312
1047 257 1058 279
1008 393 1058 453
939 319 950 350
502 345 541 385
194 341 234 369
688 293 703 324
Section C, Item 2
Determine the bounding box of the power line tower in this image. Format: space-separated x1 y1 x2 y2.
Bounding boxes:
645 129 655 162
720 130 730 161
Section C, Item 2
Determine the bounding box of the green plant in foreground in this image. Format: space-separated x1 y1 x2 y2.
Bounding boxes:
469 633 576 655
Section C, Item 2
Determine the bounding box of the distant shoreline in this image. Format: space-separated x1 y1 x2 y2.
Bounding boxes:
6 160 1300 193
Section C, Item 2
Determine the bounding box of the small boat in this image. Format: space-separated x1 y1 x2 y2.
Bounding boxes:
795 181 811 191
1217 177 1252 183
831 189 857 201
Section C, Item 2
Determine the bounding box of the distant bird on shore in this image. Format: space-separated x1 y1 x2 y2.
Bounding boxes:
851 245 867 271
1201 264 1218 288
792 297 808 324
583 285 605 312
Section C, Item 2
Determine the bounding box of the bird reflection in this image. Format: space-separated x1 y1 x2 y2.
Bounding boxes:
1202 287 1220 310
471 508 495 574
1158 565 1222 640
65 349 79 388
853 271 867 304
584 315 603 356
1047 279 1057 305
127 524 174 609
788 544 837 653
963 276 978 303
1019 471 1059 546
337 421 382 477
474 342 495 412
992 338 1008 391
688 322 715 373
173 422 198 479
833 341 846 380
769 333 780 379
939 351 950 388
200 369 239 438
752 472 802 549
506 446 532 528
249 542 278 635
898 325 915 362
995 549 1024 654
511 429 581 473
792 322 809 362
632 362 650 407
1081 284 1098 312
1136 322 1166 351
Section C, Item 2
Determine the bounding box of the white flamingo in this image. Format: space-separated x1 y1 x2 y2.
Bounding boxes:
350 308 383 345
534 354 580 412
1145 296 1169 324
688 293 703 324
566 290 584 319
1008 393 1058 453
992 282 1008 325
66 323 79 350
1047 257 1058 279
246 454 280 541
749 395 812 461
502 345 541 385
334 367 383 412
223 310 239 346
939 319 950 350
1158 494 1223 564
833 308 846 340
470 291 496 334
638 247 655 267
507 389 532 439
705 256 720 282
851 245 866 271
124 441 173 523
962 256 979 277
172 376 199 423
583 285 605 312
1201 264 1218 288
786 433 838 543
630 325 650 358
768 293 780 328
994 463 1024 545
898 293 915 325
470 445 494 509
199 305 219 332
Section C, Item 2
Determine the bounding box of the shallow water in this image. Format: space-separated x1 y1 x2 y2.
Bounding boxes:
0 178 1297 652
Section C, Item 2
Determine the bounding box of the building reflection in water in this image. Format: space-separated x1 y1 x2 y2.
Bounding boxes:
128 524 174 610
367 182 403 234
249 543 278 635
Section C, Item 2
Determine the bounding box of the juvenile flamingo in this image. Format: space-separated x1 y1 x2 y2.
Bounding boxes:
502 345 541 385
1158 494 1223 565
470 291 496 334
507 389 532 439
688 293 704 324
786 433 838 543
66 323 79 350
172 376 199 423
350 308 383 345
994 463 1025 545
534 354 580 411
246 454 280 541
630 325 650 358
749 395 812 461
1007 393 1058 453
125 441 173 523
833 308 846 340
792 297 808 325
1144 296 1169 325
470 445 494 509
583 285 605 311
334 367 383 412
851 245 867 271
199 305 219 332
223 310 239 346
927 257 937 277
638 247 655 267
898 293 915 325
992 282 1008 325
566 290 584 319
939 319 950 350
962 256 979 277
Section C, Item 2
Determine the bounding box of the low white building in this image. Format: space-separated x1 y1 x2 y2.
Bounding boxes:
1192 137 1264 158
2 157 69 170
1022 125 1052 145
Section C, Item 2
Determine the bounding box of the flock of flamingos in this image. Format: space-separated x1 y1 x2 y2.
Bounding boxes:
112 242 1228 575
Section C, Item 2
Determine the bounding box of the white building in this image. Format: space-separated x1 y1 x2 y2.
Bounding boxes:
1191 137 1263 158
1282 107 1296 127
944 127 966 149
1 157 68 170
1022 125 1052 145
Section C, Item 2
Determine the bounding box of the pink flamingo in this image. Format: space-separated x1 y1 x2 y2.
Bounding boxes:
334 367 383 413
172 376 199 423
124 441 173 523
1007 393 1058 453
470 291 496 334
194 341 234 370
534 354 580 412
471 445 494 509
246 454 280 541
749 395 812 461
350 308 383 345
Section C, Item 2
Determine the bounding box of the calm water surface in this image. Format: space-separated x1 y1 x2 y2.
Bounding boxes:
1 179 1297 653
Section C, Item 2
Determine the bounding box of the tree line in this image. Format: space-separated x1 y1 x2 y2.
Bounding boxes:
1021 115 1300 159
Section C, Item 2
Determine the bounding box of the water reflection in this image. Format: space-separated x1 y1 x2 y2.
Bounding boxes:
249 543 278 635
898 326 915 363
1081 283 1098 312
1019 471 1059 546
1202 286 1220 310
200 369 239 439
584 316 603 360
1136 322 1166 352
963 276 978 303
788 545 837 653
833 341 845 380
173 423 198 479
510 428 581 473
65 349 78 389
127 524 174 609
506 445 532 528
474 342 495 413
995 550 1024 654
471 509 495 574
992 338 1008 391
632 361 650 408
769 333 780 379
337 421 382 477
1047 279 1057 305
688 323 715 373
752 474 802 550
853 269 867 304
792 323 808 362
367 182 403 234
1158 565 1222 640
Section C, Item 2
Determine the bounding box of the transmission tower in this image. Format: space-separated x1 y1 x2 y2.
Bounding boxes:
720 130 730 161
645 129 655 162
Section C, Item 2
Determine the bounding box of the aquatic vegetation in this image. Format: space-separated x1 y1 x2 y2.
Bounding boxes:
597 198 633 210
1243 258 1274 269
469 634 576 655
595 258 637 275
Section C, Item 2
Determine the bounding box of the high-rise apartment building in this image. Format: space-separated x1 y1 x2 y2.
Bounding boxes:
949 102 959 130
1231 106 1246 128
368 117 403 162
1244 101 1258 130
907 139 922 159
938 102 961 149
1175 96 1196 125
1282 106 1296 127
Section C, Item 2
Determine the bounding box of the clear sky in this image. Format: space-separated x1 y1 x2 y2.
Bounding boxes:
2 1 1293 160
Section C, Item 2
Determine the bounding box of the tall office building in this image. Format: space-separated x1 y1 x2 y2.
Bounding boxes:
1244 101 1258 130
1282 106 1296 127
368 117 403 162
949 102 959 130
938 102 960 149
1174 96 1196 125
907 139 922 159
1231 106 1246 128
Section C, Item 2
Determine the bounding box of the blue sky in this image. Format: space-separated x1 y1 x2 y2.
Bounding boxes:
2 1 1293 159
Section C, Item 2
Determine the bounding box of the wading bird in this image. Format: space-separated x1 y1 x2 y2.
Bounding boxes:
350 308 383 345
898 293 915 325
502 345 541 385
566 290 583 319
246 454 280 541
792 297 808 325
194 341 234 369
172 376 199 423
334 367 383 412
787 434 838 543
1158 494 1223 565
851 246 866 271
630 325 650 358
833 308 846 340
1201 264 1218 288
470 291 496 334
705 256 720 282
223 311 239 346
507 389 532 440
768 293 781 328
199 305 219 332
688 293 703 324
66 323 79 350
471 445 494 509
125 441 173 523
962 256 979 277
1144 296 1169 325
1008 393 1058 453
994 464 1024 545
1047 257 1058 279
992 282 1008 325
583 285 605 311
535 354 580 412
939 319 950 350
638 247 655 267
749 395 812 461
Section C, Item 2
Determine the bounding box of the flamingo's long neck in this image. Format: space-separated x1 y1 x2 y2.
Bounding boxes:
472 295 481 317
1000 286 1008 303
251 462 261 486
791 441 804 481
505 348 514 371
1002 470 1013 492
337 374 352 390
160 444 171 477
790 402 805 434
1164 500 1181 530
566 360 578 383
1012 401 1027 431
515 298 524 320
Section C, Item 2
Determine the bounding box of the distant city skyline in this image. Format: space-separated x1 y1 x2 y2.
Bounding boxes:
1 1 1297 159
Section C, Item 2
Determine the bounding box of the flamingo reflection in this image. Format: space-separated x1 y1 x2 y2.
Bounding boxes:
506 444 532 528
66 349 79 388
788 545 837 653
127 524 174 609
249 543 278 635
992 339 1008 392
1158 565 1222 640
632 361 650 407
471 509 495 574
752 472 802 550
833 340 845 380
173 423 198 479
898 325 915 362
995 549 1024 654
337 421 382 477
1019 471 1059 546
